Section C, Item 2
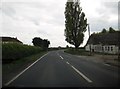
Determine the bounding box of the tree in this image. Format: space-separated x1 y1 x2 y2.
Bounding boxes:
32 37 43 47
101 28 107 33
42 39 50 50
66 45 69 48
64 0 87 49
32 37 50 50
109 27 115 33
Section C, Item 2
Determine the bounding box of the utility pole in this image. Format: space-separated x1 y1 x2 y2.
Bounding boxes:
87 24 91 55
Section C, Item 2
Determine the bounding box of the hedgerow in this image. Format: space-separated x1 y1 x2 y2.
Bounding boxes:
2 43 43 63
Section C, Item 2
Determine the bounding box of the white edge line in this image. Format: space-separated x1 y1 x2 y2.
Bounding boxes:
5 52 49 86
71 66 92 83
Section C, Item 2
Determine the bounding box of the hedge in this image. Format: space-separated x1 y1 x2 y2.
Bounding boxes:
2 43 43 63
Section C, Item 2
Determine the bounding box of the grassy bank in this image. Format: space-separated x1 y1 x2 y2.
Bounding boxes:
2 43 43 63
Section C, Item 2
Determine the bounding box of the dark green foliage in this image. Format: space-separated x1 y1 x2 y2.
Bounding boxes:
66 45 69 48
101 28 107 33
64 0 87 49
32 37 43 47
32 37 50 50
42 39 50 50
2 43 42 63
95 27 118 34
109 27 116 33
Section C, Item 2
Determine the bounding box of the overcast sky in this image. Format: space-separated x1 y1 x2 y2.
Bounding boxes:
0 0 119 47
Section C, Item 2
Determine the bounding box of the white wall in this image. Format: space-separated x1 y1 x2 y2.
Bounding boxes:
85 44 90 51
85 44 119 54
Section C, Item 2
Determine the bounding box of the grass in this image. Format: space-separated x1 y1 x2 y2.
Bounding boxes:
65 47 119 56
64 48 92 56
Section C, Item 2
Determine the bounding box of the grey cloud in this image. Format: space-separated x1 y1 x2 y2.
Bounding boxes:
90 2 118 32
89 17 118 33
30 18 40 26
1 3 16 18
103 2 118 13
96 2 118 16
25 1 66 26
37 29 51 36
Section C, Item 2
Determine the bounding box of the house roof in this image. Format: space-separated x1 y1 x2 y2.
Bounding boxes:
0 37 23 43
85 32 120 46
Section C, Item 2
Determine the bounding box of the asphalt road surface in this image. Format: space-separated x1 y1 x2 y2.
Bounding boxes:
4 50 120 87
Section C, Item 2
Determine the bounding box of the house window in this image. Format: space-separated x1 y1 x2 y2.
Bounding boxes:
108 46 110 51
111 47 113 51
102 46 104 51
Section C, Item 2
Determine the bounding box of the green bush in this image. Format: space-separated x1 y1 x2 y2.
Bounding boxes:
2 43 43 63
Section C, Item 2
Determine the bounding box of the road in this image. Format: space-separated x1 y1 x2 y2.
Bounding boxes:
4 50 119 87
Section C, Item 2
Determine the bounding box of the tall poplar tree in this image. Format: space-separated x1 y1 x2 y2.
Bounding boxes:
64 0 87 49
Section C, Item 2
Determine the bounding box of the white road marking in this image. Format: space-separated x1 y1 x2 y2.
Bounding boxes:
56 52 63 60
5 52 49 86
66 62 70 65
60 56 64 60
71 65 92 83
104 63 111 66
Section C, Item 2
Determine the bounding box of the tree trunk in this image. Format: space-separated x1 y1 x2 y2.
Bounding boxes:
75 45 78 50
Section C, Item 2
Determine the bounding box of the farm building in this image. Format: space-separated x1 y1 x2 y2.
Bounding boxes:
85 32 120 54
0 37 23 44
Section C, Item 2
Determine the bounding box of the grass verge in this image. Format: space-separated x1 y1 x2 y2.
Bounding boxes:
64 48 91 56
2 51 47 85
64 48 118 56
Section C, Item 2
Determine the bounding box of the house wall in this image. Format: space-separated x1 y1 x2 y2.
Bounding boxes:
85 44 90 51
85 44 119 54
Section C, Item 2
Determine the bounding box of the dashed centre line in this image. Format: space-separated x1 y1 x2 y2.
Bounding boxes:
104 63 111 66
65 61 92 83
71 66 93 83
66 61 70 65
57 52 63 60
57 52 92 83
60 56 64 59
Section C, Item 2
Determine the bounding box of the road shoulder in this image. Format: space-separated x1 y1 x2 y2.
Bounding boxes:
77 55 120 67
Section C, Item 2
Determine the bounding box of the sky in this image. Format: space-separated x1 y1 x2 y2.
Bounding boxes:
0 0 119 47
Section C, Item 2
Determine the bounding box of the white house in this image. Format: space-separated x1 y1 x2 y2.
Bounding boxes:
85 32 120 54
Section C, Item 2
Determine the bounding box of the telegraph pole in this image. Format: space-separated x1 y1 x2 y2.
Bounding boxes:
87 24 91 55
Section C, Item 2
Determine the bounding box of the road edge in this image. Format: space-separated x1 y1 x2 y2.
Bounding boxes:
4 52 49 86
